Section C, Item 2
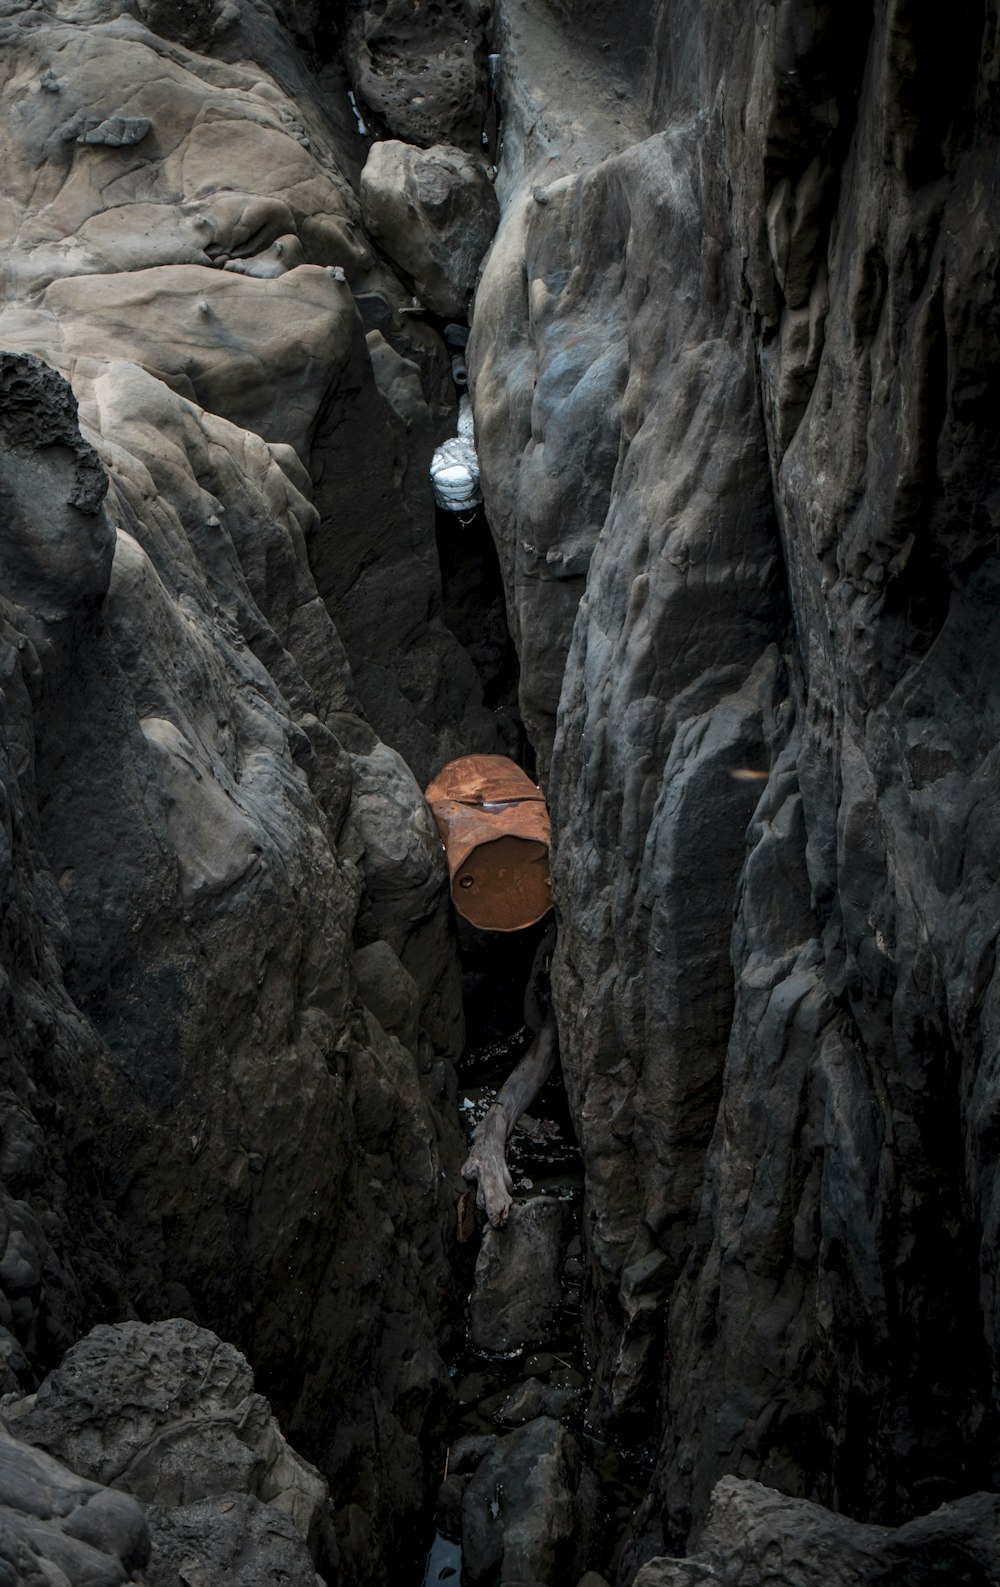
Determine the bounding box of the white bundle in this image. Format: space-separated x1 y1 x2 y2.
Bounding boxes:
431 396 482 513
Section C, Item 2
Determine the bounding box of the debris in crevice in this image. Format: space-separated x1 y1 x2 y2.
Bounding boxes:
347 88 369 136
431 395 482 514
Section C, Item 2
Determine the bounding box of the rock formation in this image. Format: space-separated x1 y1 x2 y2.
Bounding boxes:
468 0 1000 1575
4 1318 329 1585
0 1431 150 1587
461 1415 598 1587
631 1476 1000 1587
361 139 499 318
1 0 999 1584
0 3 498 1577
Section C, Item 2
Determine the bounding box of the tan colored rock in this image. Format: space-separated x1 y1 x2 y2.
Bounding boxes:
0 7 500 1581
0 262 354 455
0 24 370 301
361 139 499 318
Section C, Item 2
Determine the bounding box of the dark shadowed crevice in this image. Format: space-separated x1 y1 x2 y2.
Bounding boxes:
434 501 532 775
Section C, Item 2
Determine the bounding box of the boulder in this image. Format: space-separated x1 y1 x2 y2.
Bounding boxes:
361 140 499 318
470 1197 569 1353
460 1416 596 1587
631 1476 1000 1587
346 0 489 154
6 1319 332 1565
351 940 421 1054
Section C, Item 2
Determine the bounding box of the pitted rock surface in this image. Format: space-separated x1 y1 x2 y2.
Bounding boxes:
2 1318 331 1586
143 1494 324 1587
5 1319 329 1548
345 0 490 154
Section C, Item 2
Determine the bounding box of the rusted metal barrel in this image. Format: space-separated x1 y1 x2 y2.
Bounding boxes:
424 754 552 932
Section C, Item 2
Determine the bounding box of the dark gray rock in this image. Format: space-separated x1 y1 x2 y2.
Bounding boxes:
0 1431 149 1586
305 303 501 785
3 2 1000 1585
493 1376 580 1428
346 0 490 154
144 1494 323 1587
434 1472 468 1540
5 1320 329 1549
352 940 421 1054
0 276 466 1587
461 1416 596 1587
449 1434 498 1474
361 140 499 319
6 1319 336 1584
0 355 131 1395
0 351 108 519
470 1197 569 1353
469 0 1000 1566
631 1476 1000 1587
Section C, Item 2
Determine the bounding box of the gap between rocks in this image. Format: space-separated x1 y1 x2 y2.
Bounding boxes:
416 928 655 1587
422 474 650 1585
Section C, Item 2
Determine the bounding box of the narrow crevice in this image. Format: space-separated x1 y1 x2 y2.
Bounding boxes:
434 501 532 774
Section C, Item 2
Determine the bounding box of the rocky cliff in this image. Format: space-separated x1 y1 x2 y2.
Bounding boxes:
1 0 999 1584
470 0 1000 1572
0 3 494 1578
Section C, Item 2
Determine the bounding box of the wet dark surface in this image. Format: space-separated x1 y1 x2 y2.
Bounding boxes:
434 502 530 769
418 914 652 1584
455 913 550 1068
425 1041 652 1584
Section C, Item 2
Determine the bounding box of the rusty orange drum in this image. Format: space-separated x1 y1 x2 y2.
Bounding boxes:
424 755 552 932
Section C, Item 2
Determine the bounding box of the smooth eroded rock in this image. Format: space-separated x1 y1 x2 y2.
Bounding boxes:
0 1431 150 1587
361 140 499 318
